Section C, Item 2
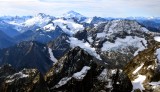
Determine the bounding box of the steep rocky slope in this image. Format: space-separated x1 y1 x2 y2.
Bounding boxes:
0 41 55 74
124 39 160 92
0 64 49 92
0 47 134 92
45 47 132 92
47 33 71 59
1 41 160 92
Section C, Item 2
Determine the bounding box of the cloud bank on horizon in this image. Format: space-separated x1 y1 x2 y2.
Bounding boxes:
0 0 159 17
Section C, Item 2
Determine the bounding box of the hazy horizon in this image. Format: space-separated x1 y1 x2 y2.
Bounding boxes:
0 0 159 17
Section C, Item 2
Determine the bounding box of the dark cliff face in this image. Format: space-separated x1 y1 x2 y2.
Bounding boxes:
47 33 71 59
2 43 160 92
0 46 133 92
0 41 53 74
45 47 132 92
0 64 49 92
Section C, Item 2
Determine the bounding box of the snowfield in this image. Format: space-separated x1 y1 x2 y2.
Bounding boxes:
53 19 84 35
101 36 147 56
24 14 51 27
68 37 102 60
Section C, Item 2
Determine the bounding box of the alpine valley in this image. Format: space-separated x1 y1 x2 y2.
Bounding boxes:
0 11 160 92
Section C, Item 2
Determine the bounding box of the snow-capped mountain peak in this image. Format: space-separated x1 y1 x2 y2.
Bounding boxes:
23 13 51 27
63 10 85 19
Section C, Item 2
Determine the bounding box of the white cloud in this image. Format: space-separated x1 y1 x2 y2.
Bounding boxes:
0 0 159 17
0 0 38 1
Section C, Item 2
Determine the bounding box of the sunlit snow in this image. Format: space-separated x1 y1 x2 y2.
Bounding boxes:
154 36 160 42
97 32 106 38
156 48 160 63
133 63 144 74
54 77 72 88
53 19 84 35
48 48 57 63
24 14 51 27
101 36 147 55
43 24 55 32
132 75 146 91
149 81 160 86
73 66 91 80
68 37 102 60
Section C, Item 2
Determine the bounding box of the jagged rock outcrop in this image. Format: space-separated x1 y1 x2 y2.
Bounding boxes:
124 40 160 92
45 47 132 92
0 47 133 92
47 33 71 59
0 64 49 92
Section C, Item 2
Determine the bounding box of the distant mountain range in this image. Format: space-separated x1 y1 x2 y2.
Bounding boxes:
0 11 160 92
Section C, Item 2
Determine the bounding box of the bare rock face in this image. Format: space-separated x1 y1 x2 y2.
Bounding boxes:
124 41 160 92
0 47 133 92
45 47 132 92
47 33 71 59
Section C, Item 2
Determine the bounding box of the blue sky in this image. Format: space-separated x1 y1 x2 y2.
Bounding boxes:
0 0 159 17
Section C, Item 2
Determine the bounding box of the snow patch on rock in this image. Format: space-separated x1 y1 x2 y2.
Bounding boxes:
73 66 91 80
133 63 144 74
43 24 55 32
97 32 106 38
149 81 160 86
54 77 72 88
48 48 57 63
87 37 93 43
156 48 160 63
6 72 29 83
